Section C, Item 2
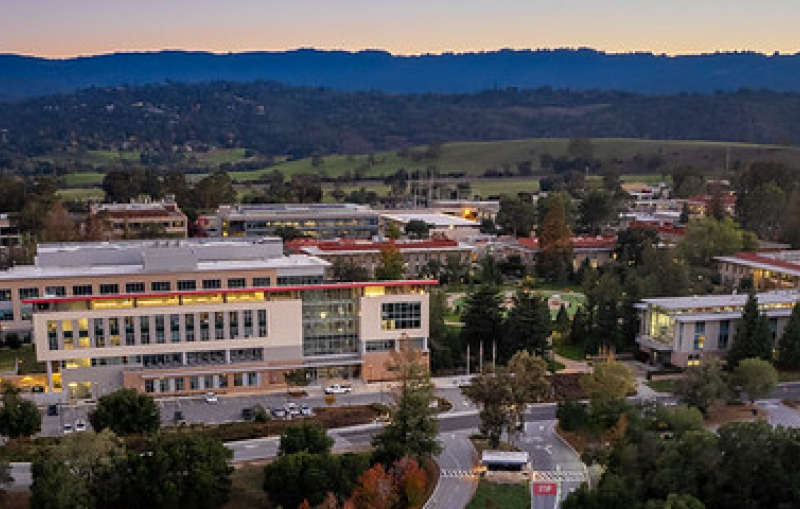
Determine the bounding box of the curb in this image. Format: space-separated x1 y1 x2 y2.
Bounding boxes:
552 424 591 490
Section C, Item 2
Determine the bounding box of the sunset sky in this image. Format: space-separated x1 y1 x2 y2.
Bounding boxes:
2 0 799 58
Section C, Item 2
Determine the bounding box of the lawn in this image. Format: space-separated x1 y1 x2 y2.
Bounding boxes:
62 172 105 187
0 345 44 374
646 379 680 393
58 187 106 201
466 479 531 509
554 343 587 362
778 371 800 383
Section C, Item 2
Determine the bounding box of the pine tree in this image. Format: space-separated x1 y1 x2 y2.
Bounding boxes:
728 292 774 369
778 303 800 370
502 289 552 361
554 304 571 337
375 245 405 281
537 192 574 283
460 285 504 366
569 307 589 347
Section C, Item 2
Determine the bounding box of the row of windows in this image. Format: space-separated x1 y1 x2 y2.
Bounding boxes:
47 310 268 350
144 371 260 393
2 277 275 302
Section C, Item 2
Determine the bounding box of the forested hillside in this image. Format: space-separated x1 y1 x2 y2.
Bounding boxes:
1 81 800 172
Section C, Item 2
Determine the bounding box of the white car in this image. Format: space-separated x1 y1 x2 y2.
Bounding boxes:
284 402 300 417
204 392 218 404
75 419 87 432
324 384 352 395
300 404 313 416
62 423 73 435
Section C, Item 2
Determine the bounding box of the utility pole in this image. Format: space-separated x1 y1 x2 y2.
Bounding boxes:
492 340 497 367
466 343 470 376
479 340 484 373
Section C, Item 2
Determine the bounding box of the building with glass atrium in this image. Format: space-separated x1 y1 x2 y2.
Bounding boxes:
635 291 797 367
1 238 431 399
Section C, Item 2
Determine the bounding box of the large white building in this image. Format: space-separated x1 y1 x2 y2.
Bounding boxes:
2 238 432 399
636 291 796 367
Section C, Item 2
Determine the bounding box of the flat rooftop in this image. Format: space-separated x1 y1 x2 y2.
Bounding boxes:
639 291 800 311
218 203 376 217
380 212 479 227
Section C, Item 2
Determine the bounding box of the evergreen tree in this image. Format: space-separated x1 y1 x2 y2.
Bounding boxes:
502 289 552 361
569 307 589 348
460 285 504 366
778 303 800 370
375 246 405 281
537 192 574 283
727 292 774 369
554 304 571 337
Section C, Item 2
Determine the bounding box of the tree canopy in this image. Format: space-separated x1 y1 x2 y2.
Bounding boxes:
88 388 161 435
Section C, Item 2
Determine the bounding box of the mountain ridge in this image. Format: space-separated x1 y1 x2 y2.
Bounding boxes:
3 48 800 99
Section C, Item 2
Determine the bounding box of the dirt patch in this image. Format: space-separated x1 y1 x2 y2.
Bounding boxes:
549 372 585 401
223 463 269 509
0 492 31 509
704 403 766 428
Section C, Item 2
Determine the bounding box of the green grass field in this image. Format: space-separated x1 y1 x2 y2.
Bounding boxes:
554 343 587 362
62 172 105 187
646 379 680 393
58 187 105 201
466 480 531 509
0 345 44 374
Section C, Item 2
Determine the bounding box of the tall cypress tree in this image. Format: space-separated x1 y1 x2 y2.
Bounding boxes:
537 192 574 283
460 285 504 366
778 303 800 370
502 289 552 361
728 292 774 369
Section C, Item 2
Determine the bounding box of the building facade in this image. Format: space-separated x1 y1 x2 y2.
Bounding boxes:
287 238 475 279
498 235 617 269
214 204 380 239
29 280 431 399
635 292 795 367
717 251 800 291
89 198 188 239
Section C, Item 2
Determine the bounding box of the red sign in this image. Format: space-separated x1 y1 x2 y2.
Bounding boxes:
534 482 558 496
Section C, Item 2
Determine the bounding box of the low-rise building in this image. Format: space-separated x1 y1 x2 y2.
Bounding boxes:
717 251 800 291
380 212 480 240
287 238 475 279
89 197 188 239
214 204 380 239
635 291 795 367
686 193 736 217
498 235 617 269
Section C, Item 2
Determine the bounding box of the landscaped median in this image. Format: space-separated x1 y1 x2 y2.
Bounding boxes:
466 479 531 509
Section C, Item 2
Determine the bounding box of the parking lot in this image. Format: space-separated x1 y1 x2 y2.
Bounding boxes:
37 385 403 437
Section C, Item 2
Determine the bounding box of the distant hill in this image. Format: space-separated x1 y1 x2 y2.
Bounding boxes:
2 81 800 163
3 49 800 99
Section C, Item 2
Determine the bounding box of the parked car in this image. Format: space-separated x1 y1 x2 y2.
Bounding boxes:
174 410 187 425
62 423 73 435
47 404 59 416
284 402 300 417
324 384 352 395
242 407 254 421
204 392 218 404
300 404 313 416
75 419 87 432
271 406 287 419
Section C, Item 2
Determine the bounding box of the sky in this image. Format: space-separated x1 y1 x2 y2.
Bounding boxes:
2 0 799 58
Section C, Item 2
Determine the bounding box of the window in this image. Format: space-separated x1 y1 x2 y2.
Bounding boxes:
199 312 210 341
381 302 422 330
229 311 239 338
159 379 169 393
258 309 267 336
687 353 701 367
247 372 259 387
253 277 271 287
45 286 66 297
769 317 779 340
214 312 224 339
125 282 145 294
227 278 246 289
185 314 195 341
100 284 119 295
72 285 93 296
48 321 59 350
155 315 165 344
94 318 105 347
218 375 228 388
190 376 200 390
243 310 253 337
234 373 243 387
144 380 155 393
152 281 171 292
202 279 221 290
139 316 151 344
178 280 197 291
718 320 730 350
19 288 39 300
693 322 705 350
366 339 396 352
231 348 263 363
204 375 214 389
174 377 185 392
0 290 10 301
170 314 181 342
278 275 323 286
125 317 136 346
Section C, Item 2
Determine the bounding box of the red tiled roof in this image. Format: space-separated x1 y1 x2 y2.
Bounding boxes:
728 251 800 272
687 194 737 205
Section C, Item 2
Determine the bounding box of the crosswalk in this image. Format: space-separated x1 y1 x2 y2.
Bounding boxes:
532 470 587 483
440 469 477 478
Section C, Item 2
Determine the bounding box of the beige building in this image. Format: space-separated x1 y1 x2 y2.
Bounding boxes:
717 251 800 291
89 197 188 239
286 238 475 279
3 238 431 399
